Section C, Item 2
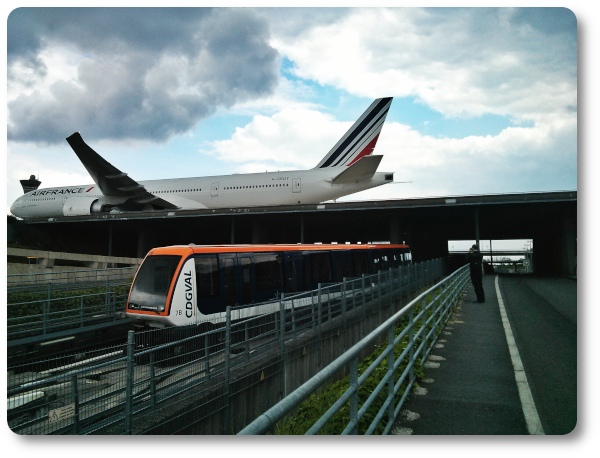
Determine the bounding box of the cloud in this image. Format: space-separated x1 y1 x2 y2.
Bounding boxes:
7 8 280 144
207 107 350 171
271 8 576 123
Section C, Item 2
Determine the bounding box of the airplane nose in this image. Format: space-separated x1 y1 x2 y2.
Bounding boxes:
10 199 22 217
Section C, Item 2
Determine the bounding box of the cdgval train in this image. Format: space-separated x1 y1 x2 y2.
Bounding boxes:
125 243 412 330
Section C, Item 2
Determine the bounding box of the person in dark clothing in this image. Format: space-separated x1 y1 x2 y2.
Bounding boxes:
466 244 485 303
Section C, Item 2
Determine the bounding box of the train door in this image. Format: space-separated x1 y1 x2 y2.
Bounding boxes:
330 251 342 282
238 255 254 305
307 251 333 289
220 255 236 308
339 251 354 279
284 252 300 293
218 254 254 308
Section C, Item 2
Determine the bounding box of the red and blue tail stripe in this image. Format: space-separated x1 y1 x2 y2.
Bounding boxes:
315 97 393 169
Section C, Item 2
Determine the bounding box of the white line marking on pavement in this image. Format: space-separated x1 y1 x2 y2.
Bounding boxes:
495 275 545 435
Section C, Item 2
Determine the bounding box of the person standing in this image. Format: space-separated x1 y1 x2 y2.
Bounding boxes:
466 244 485 303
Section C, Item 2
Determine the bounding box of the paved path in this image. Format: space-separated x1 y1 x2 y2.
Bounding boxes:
392 274 577 435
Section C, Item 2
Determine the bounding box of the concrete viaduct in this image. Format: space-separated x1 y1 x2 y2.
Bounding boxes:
15 190 577 276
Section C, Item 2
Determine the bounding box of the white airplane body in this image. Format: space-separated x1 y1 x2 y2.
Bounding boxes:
11 97 394 219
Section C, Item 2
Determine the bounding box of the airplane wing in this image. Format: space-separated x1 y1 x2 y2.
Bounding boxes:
329 155 383 184
66 132 179 210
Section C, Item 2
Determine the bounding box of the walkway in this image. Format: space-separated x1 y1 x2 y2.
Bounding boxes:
392 274 535 435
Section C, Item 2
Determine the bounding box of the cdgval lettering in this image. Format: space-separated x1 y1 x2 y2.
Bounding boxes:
184 271 193 318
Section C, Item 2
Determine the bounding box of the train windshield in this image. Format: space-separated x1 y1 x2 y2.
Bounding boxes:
128 255 181 312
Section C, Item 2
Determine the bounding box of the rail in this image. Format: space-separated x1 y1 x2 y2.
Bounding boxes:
238 264 470 435
7 259 451 435
7 266 136 293
7 268 134 340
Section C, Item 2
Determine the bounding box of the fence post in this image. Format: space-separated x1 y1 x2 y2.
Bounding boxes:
398 265 404 307
105 276 110 315
387 325 395 426
361 274 365 307
387 267 394 307
342 278 347 350
279 295 287 398
279 295 285 357
125 330 135 435
149 351 156 408
317 284 323 367
71 373 80 434
349 356 358 434
416 262 421 291
225 306 232 434
79 296 84 327
409 307 415 386
342 277 347 317
421 298 428 359
317 283 323 333
377 270 382 324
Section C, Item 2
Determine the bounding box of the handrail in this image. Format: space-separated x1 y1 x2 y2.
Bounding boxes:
238 265 469 435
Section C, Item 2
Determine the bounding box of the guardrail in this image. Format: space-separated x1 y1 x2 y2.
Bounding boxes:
7 266 137 293
7 268 134 340
7 259 451 435
238 264 470 435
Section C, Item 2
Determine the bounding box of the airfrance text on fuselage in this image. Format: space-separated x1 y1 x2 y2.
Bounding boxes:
30 187 94 196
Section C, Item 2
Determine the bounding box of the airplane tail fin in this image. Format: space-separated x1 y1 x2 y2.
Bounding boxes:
315 97 393 169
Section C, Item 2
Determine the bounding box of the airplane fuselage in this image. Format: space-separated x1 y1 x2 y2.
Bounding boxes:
10 167 393 219
10 97 396 219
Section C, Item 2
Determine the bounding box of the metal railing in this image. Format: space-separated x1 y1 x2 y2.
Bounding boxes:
238 264 470 435
7 259 451 435
7 266 136 293
7 268 134 340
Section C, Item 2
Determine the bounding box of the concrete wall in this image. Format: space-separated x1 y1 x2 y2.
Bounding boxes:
7 247 142 282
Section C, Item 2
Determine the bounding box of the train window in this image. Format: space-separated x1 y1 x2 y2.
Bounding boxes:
129 255 180 311
300 252 310 291
240 257 253 303
373 250 390 271
352 252 368 276
285 254 298 292
254 254 283 292
221 257 236 307
342 251 354 278
381 254 389 270
310 252 332 284
194 256 219 299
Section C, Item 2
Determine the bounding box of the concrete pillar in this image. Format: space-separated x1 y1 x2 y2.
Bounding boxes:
108 223 113 257
252 220 264 244
561 208 577 276
137 227 156 258
474 208 480 247
389 216 401 244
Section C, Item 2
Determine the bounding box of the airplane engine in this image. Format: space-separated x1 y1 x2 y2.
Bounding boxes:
63 197 111 216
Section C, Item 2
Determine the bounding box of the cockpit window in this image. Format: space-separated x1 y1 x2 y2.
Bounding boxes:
128 255 181 311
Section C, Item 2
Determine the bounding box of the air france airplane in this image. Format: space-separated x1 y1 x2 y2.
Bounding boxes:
11 97 394 219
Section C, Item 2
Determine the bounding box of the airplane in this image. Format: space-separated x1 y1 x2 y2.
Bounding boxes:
10 97 395 219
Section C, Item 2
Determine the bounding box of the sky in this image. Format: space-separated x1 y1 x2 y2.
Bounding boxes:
4 4 580 218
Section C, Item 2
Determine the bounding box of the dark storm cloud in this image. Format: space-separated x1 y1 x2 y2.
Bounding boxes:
7 7 280 143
